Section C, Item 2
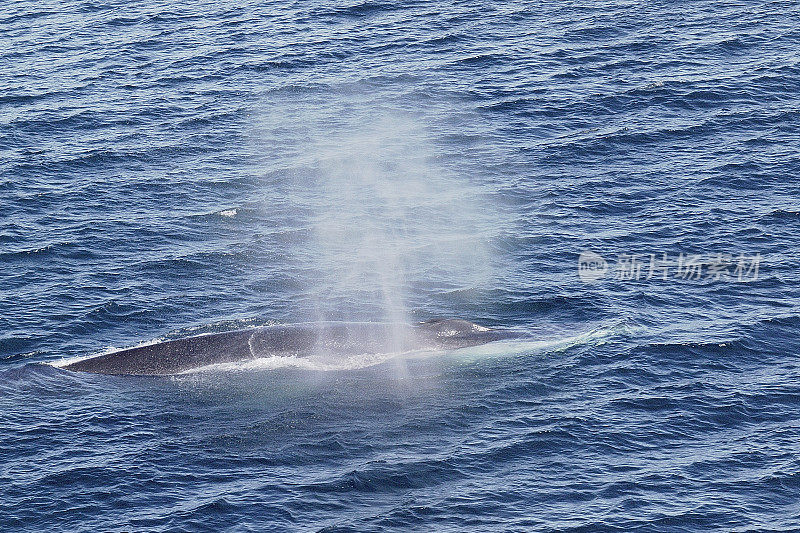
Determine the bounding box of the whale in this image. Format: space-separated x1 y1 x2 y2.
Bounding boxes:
62 318 517 376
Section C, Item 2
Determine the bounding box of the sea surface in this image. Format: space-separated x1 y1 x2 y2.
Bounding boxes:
2 0 800 531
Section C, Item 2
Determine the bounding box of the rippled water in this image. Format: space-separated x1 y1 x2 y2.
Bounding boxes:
2 0 800 530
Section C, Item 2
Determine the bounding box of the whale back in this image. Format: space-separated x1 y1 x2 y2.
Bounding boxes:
63 318 514 376
415 318 515 349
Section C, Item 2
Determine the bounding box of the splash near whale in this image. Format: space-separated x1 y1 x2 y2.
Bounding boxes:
62 319 517 376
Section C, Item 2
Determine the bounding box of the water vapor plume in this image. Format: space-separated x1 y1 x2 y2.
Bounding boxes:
252 102 498 352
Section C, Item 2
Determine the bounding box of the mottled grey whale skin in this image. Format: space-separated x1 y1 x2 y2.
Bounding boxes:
62 319 518 376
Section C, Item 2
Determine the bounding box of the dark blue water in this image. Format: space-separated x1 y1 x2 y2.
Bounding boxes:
3 0 800 530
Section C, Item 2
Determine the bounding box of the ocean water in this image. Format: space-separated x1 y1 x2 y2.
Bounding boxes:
2 0 800 530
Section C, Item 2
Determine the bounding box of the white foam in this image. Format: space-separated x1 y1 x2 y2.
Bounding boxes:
179 348 436 375
218 208 237 217
448 324 617 361
51 353 104 368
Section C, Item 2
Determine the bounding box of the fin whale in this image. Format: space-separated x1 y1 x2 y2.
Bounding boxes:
62 318 517 376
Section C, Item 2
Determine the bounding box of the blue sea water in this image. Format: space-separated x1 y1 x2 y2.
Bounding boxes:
2 0 800 530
